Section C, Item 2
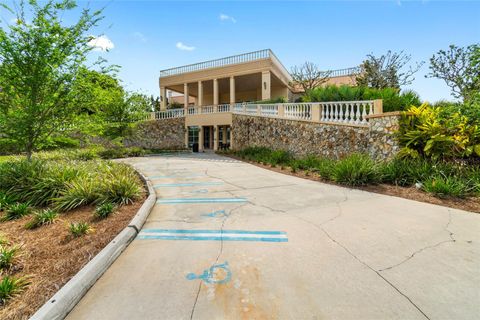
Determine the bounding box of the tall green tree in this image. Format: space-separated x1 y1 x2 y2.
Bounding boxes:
428 44 480 102
0 0 103 158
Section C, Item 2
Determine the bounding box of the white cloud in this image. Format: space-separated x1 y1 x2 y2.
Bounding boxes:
219 13 236 23
133 32 147 43
176 42 195 51
87 35 114 52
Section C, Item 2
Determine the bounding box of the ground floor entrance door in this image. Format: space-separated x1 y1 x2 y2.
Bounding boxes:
203 126 214 149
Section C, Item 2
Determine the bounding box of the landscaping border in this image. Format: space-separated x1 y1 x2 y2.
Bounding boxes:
30 168 156 320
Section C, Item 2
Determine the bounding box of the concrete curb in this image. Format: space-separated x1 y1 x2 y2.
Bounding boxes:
30 168 156 320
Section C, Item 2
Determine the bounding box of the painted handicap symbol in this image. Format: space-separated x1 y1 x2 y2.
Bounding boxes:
201 209 228 218
186 261 232 284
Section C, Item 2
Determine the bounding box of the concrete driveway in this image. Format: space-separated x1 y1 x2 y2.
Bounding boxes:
67 153 480 320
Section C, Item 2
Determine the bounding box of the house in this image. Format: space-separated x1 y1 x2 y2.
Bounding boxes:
157 49 364 151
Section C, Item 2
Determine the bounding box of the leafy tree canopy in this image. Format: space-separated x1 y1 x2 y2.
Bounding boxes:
0 0 103 158
428 44 480 102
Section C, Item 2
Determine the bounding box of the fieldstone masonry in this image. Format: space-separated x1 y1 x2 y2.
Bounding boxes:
124 118 186 150
125 112 401 160
232 112 401 160
366 112 401 161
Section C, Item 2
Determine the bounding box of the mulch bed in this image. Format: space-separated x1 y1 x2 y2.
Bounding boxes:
0 198 145 320
225 154 480 214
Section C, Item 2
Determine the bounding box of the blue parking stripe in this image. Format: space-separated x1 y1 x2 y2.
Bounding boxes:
137 235 288 242
156 198 247 204
141 229 286 235
153 182 223 188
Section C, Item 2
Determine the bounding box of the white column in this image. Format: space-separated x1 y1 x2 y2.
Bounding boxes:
213 78 219 106
184 83 189 108
230 76 235 105
261 71 271 101
160 87 167 110
198 81 203 107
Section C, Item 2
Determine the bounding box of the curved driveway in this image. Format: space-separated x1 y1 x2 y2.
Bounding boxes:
68 153 480 320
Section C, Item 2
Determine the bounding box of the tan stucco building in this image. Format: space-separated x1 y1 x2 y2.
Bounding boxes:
158 49 359 151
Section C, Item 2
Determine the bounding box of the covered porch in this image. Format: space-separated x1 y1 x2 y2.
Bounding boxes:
164 71 289 108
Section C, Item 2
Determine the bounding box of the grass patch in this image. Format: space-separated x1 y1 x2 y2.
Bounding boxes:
94 203 116 219
0 158 143 213
0 276 30 305
25 209 59 229
1 203 31 221
0 245 20 270
333 154 379 186
422 176 473 199
69 222 93 237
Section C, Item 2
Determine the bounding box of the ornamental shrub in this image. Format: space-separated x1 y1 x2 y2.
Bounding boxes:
302 85 421 112
398 103 480 160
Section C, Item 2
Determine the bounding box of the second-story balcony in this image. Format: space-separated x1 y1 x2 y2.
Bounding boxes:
148 100 384 127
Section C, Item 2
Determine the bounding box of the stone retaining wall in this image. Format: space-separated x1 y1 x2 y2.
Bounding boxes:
124 118 186 150
232 113 401 160
367 112 401 161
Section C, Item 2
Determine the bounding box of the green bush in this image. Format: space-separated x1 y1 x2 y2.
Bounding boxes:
0 156 143 213
0 138 19 155
380 158 434 186
98 164 143 205
74 149 99 161
69 222 93 237
1 203 31 221
0 159 80 207
54 178 100 211
0 245 20 269
422 176 473 198
332 154 379 186
39 136 81 151
0 276 30 305
303 85 421 112
293 155 336 179
398 103 480 160
25 209 59 229
0 192 16 211
95 202 116 219
98 148 127 159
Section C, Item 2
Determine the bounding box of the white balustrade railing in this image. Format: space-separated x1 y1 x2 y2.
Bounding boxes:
187 107 199 115
284 103 312 120
202 105 215 114
320 100 373 124
152 108 185 120
148 100 380 125
260 104 279 116
217 104 231 113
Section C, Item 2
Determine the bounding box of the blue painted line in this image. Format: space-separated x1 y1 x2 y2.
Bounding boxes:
149 174 202 179
149 175 176 179
141 229 287 235
138 235 288 242
154 182 223 188
156 198 246 204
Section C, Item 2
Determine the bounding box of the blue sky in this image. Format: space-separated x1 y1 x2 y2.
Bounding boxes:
2 1 480 101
